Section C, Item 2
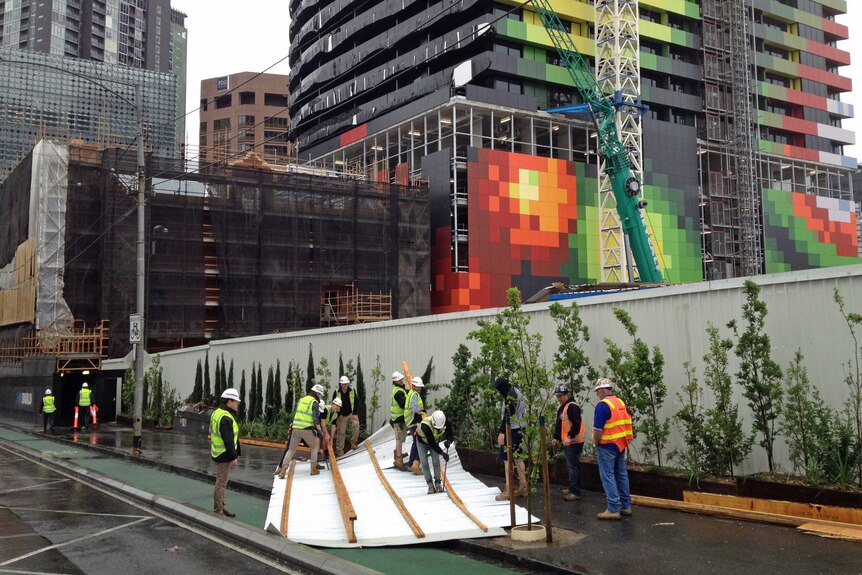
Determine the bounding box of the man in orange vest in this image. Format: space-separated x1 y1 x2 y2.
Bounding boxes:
552 384 585 502
591 378 634 520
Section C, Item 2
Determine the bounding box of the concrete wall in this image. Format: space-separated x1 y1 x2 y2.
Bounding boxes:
155 264 862 475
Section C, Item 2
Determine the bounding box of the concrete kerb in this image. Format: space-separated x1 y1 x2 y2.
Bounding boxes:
446 539 584 575
0 433 384 575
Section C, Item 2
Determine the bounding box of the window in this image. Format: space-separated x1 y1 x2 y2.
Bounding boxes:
264 93 288 107
493 78 521 94
238 115 255 127
215 94 232 109
240 91 255 105
213 118 231 131
200 98 208 112
494 41 522 58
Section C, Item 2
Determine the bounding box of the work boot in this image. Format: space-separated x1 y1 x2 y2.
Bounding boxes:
597 509 621 520
563 493 581 502
495 489 510 501
410 461 423 475
394 456 407 471
513 486 528 498
310 463 320 476
427 484 436 495
278 467 287 480
620 507 632 516
273 466 282 477
434 482 443 493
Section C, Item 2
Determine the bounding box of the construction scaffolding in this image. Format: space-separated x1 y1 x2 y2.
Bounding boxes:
320 283 393 327
0 320 109 373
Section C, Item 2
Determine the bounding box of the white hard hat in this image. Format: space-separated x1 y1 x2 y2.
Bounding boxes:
332 397 343 407
45 389 52 395
221 387 241 401
319 402 327 414
82 382 88 388
391 371 404 382
339 375 350 385
411 376 424 388
430 410 446 429
594 377 614 391
311 383 325 395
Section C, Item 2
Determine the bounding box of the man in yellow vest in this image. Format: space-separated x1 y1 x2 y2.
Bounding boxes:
404 376 426 475
591 378 634 520
415 410 453 494
389 371 408 470
552 383 585 502
40 389 56 433
77 382 93 430
277 384 330 478
211 387 242 517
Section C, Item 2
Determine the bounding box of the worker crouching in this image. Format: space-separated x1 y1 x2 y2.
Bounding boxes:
277 384 331 478
415 410 453 494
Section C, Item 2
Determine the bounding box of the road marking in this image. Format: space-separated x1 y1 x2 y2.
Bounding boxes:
0 505 147 519
0 533 45 540
0 479 69 496
0 517 151 566
0 569 77 575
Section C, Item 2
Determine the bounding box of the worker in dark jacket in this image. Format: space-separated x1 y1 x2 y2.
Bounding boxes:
494 376 528 500
210 388 242 517
552 383 585 501
416 410 454 494
39 389 56 433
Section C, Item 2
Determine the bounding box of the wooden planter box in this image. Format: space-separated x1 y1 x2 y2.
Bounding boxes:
457 447 859 508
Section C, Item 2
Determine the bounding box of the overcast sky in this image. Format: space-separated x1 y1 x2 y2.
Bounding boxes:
171 1 861 161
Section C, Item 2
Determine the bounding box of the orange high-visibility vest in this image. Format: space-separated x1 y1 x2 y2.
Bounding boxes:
599 396 633 451
560 401 585 445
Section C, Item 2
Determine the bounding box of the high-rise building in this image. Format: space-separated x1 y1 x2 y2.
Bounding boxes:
0 0 175 72
199 72 291 164
0 46 177 181
171 8 188 150
288 0 859 311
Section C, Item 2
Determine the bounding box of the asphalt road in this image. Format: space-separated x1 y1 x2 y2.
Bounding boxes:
0 450 303 575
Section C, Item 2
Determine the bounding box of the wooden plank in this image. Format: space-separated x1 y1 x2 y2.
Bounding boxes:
798 522 862 542
328 445 357 543
442 471 488 532
401 360 413 383
683 491 862 525
364 439 425 538
279 459 296 536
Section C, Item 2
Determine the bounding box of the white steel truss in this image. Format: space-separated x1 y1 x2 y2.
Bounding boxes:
595 0 642 282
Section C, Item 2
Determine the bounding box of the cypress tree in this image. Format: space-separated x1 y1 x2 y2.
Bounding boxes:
238 369 247 421
266 365 275 423
339 352 345 378
214 355 222 399
257 364 264 421
203 351 211 404
228 359 235 390
274 360 283 414
306 344 315 393
356 355 367 435
249 362 258 421
192 359 203 403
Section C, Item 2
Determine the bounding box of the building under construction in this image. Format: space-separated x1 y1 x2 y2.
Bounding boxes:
0 140 429 421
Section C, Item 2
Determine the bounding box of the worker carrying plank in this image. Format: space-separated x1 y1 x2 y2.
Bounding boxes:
389 371 409 470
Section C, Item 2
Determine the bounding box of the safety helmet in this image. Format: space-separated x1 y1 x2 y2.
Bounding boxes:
594 377 614 391
553 383 569 396
430 410 446 429
311 383 325 395
332 397 343 407
81 382 89 388
339 375 350 385
411 376 424 388
45 389 52 395
391 371 404 382
221 387 241 401
319 402 327 414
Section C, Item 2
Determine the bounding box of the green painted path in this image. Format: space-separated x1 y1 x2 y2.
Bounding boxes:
0 426 519 575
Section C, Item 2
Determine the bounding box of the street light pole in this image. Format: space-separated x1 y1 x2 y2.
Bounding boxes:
133 84 146 456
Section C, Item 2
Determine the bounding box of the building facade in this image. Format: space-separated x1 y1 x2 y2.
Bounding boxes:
170 7 187 151
288 0 859 311
199 72 291 165
0 46 177 181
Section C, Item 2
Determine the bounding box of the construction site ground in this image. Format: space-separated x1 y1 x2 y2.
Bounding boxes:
1 417 859 575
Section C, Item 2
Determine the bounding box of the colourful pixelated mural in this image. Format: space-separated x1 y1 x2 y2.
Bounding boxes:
763 188 860 273
430 148 705 313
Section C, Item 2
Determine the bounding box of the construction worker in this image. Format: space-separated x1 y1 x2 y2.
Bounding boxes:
324 398 342 438
211 387 242 517
415 410 453 494
77 382 93 430
404 376 426 474
552 383 585 501
494 376 528 500
592 377 633 520
278 384 330 478
332 375 359 456
39 389 56 433
389 371 408 470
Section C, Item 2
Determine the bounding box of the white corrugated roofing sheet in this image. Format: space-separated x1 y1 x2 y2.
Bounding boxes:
264 425 537 547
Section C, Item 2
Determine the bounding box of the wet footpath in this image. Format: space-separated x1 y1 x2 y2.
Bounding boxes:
1 418 860 575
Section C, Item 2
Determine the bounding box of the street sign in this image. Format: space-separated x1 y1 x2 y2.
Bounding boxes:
129 314 142 344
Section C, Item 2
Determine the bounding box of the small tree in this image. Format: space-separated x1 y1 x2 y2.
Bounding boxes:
265 365 275 423
356 355 367 434
214 355 222 399
701 324 752 477
306 344 315 393
438 344 479 443
549 300 596 405
781 350 830 483
203 351 212 404
673 363 706 482
316 357 332 398
834 288 862 486
228 359 235 392
728 280 783 472
339 352 345 379
273 360 283 415
190 359 203 403
604 307 668 466
238 369 247 421
285 360 301 412
369 355 384 430
420 357 437 395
